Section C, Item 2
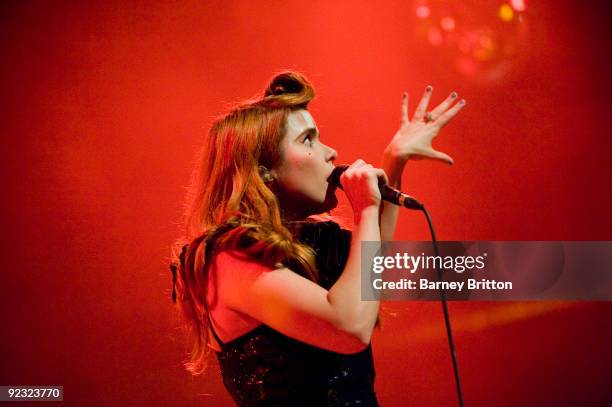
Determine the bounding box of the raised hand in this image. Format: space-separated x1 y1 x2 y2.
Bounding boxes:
386 85 465 165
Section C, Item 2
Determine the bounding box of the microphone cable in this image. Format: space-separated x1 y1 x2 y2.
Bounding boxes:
420 204 464 407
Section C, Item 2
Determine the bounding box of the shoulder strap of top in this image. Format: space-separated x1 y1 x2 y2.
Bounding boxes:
207 312 227 351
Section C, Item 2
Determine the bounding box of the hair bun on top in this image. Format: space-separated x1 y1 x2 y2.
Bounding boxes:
264 71 315 99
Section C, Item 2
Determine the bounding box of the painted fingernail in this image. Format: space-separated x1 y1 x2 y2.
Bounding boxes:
451 92 457 98
459 99 466 105
426 85 432 92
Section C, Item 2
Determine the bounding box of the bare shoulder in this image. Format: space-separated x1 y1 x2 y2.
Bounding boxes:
211 249 274 288
209 249 283 310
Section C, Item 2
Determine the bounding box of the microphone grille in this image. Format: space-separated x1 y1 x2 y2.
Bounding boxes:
328 165 349 188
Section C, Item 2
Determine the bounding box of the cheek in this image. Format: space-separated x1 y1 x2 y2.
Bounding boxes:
284 150 313 174
279 151 323 193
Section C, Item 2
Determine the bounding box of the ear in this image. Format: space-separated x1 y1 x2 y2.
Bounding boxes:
258 165 274 184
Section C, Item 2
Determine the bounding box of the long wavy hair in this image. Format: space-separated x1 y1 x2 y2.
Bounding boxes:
170 71 323 375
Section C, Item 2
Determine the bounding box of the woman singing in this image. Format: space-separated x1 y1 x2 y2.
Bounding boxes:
170 71 464 406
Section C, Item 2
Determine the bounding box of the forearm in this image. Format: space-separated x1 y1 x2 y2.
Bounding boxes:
327 206 381 343
379 149 407 241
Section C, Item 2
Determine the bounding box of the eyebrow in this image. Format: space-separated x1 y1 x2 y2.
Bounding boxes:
296 127 319 139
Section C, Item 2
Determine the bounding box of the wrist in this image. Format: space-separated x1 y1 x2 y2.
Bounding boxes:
382 148 407 188
384 141 411 163
354 205 380 224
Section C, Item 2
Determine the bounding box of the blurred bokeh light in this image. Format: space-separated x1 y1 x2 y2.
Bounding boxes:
414 1 530 83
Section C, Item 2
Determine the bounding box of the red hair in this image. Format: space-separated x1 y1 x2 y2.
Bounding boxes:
171 71 321 375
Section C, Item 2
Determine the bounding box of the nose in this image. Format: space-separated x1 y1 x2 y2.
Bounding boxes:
324 143 337 163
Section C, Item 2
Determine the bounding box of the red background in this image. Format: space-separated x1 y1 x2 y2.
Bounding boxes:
1 1 611 405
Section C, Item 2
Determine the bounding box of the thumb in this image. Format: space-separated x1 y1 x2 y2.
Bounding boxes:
429 149 454 165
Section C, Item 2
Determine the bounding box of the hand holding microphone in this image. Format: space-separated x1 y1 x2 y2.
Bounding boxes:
329 160 388 215
329 161 424 210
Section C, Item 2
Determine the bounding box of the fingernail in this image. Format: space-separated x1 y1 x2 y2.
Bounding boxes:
451 92 457 98
426 85 432 92
459 99 466 105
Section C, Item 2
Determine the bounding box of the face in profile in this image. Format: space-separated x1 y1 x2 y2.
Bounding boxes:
270 109 338 219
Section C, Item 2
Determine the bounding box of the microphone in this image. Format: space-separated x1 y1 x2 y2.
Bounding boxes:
329 165 424 210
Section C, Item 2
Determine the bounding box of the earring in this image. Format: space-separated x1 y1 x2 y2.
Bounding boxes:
258 165 274 184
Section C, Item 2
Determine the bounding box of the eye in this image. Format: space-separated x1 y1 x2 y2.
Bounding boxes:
303 134 313 146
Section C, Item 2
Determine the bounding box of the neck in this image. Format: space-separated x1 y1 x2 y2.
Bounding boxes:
279 201 315 223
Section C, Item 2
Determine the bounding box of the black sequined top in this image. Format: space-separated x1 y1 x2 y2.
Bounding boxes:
208 220 378 406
